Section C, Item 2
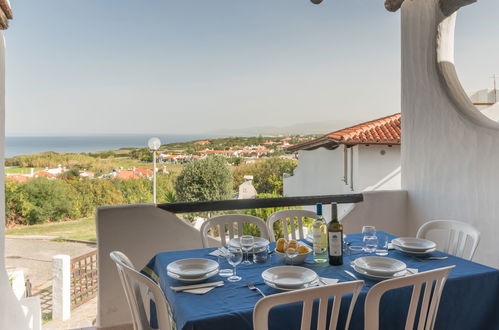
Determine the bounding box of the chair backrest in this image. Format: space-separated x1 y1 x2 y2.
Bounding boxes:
267 209 318 242
200 214 270 248
364 265 455 330
253 281 364 330
110 251 171 330
416 220 480 260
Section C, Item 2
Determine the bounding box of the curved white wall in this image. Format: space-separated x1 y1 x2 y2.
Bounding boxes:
401 0 499 267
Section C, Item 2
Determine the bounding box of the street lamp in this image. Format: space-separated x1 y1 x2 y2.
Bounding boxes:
148 137 161 203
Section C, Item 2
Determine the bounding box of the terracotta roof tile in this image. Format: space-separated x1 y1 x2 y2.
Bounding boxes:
288 113 401 151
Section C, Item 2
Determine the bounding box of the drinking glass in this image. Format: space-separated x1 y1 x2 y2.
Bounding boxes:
362 226 377 252
364 236 378 253
226 247 243 282
362 226 376 237
218 247 233 277
375 233 389 256
240 235 254 265
285 248 298 266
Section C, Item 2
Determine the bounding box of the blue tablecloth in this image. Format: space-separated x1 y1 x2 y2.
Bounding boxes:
142 233 499 330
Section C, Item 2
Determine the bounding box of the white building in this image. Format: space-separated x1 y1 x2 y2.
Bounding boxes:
284 113 401 197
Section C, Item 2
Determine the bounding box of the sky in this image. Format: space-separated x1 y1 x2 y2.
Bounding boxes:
3 0 499 136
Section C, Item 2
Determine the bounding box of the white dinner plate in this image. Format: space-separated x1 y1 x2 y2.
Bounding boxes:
261 266 318 289
228 237 269 250
167 258 219 279
353 256 407 276
393 245 436 256
167 269 219 283
392 237 436 252
352 265 408 281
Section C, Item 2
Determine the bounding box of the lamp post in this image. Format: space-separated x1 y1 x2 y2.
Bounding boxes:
148 137 161 203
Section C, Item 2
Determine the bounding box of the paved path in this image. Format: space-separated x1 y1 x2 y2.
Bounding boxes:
5 236 96 293
43 296 97 330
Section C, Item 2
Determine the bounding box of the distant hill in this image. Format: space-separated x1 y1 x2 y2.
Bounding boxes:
204 119 360 136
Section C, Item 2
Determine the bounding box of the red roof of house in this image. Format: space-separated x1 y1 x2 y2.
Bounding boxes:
134 168 153 176
35 171 57 178
288 113 401 151
114 170 142 180
6 174 30 183
195 140 210 145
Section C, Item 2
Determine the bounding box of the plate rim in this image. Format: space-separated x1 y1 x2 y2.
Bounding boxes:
393 245 436 255
261 266 318 288
352 264 407 280
167 258 219 278
167 268 219 282
353 256 407 276
392 237 436 251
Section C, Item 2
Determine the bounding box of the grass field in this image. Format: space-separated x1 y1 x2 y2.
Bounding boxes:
5 166 44 174
6 217 96 242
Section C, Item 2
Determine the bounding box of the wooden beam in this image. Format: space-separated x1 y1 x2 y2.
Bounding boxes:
158 194 364 213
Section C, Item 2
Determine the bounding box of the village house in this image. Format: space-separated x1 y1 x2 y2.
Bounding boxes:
284 113 401 199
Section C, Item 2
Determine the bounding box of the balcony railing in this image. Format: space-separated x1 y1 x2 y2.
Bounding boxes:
157 193 364 213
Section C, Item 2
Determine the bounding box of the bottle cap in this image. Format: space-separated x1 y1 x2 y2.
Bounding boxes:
316 203 322 216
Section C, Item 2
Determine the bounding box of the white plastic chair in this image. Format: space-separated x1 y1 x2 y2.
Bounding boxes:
267 209 318 242
253 281 364 330
416 220 480 260
200 214 270 248
110 251 172 330
364 265 455 330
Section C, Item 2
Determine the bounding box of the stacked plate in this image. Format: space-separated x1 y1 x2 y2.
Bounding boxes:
392 237 437 256
352 256 408 280
167 258 219 283
262 266 318 291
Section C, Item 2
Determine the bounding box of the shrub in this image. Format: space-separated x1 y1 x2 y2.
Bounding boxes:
20 178 76 224
175 156 233 202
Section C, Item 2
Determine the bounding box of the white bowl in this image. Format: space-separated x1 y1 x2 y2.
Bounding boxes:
262 266 317 289
353 256 407 276
167 258 219 279
274 244 312 265
392 237 436 252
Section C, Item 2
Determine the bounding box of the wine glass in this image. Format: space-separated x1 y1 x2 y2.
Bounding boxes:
285 248 298 266
240 235 254 265
226 247 243 282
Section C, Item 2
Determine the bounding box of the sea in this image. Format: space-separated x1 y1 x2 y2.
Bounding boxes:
4 134 227 158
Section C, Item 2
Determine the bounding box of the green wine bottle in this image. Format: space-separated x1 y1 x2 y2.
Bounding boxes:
327 202 343 265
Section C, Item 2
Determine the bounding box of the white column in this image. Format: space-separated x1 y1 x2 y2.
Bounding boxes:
52 254 71 321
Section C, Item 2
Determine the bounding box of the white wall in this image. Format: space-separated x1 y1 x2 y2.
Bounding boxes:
358 145 401 191
401 0 499 268
283 147 348 198
0 34 30 330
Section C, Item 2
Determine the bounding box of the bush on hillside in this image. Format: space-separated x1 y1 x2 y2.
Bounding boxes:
175 156 232 202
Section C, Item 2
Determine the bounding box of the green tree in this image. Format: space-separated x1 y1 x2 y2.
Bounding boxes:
175 156 233 202
129 148 153 162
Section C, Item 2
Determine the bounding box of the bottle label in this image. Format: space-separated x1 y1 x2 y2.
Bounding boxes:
328 232 342 257
313 227 322 253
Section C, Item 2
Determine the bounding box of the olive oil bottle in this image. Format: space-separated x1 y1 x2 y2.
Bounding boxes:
327 202 343 265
